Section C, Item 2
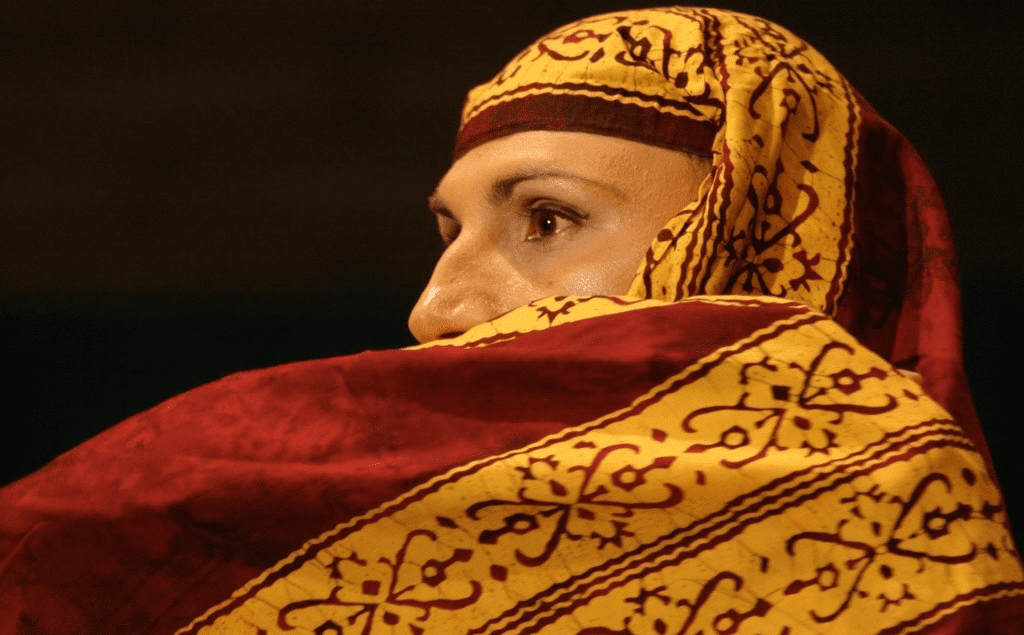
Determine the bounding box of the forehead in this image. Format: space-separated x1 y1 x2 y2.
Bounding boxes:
434 130 690 199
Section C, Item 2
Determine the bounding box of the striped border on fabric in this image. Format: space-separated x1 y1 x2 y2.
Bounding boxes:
455 89 717 160
825 75 862 315
468 420 971 635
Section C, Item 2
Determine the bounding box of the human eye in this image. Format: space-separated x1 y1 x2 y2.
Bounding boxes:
524 202 587 242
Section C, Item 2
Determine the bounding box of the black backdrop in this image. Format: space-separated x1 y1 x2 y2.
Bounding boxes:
3 1 1021 541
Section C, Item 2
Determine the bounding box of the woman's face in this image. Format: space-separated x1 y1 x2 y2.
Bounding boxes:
408 130 709 343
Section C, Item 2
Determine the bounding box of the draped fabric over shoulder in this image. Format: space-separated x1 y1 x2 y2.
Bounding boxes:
0 7 1020 635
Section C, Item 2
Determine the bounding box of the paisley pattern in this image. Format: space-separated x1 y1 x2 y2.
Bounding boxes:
179 298 1023 634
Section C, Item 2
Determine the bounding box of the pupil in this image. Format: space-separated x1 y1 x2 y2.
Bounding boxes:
540 214 555 233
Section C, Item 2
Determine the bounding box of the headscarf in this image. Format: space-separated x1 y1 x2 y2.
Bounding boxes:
2 8 1020 635
456 6 983 461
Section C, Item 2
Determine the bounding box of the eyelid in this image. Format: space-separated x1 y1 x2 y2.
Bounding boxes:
526 199 589 222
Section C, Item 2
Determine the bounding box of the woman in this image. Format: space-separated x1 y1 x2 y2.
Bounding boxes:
1 7 1020 634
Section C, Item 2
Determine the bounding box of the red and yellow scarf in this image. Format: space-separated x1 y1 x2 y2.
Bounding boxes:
0 8 1019 635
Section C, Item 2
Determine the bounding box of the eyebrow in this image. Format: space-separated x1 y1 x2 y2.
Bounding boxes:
427 167 626 217
487 168 626 205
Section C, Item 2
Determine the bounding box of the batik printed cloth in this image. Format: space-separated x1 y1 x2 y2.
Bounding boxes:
178 7 1022 632
180 297 1023 634
1 7 1020 635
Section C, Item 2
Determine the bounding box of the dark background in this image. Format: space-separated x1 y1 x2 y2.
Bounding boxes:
2 1 1021 541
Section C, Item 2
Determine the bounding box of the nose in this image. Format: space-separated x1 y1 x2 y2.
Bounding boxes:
408 235 517 343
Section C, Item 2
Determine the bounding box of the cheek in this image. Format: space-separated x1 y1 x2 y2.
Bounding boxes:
551 246 643 297
558 266 615 295
562 211 668 296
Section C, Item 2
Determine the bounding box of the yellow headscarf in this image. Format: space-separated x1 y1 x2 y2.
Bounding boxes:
458 8 857 314
455 7 984 458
